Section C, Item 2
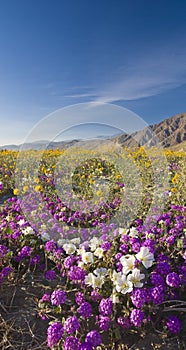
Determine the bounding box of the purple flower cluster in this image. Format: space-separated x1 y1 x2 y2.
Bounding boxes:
166 272 181 288
117 316 131 329
151 286 165 305
99 316 110 331
64 316 80 334
75 292 86 305
47 322 63 348
17 245 32 260
51 289 67 305
99 298 112 316
85 330 102 347
78 302 92 318
150 272 165 286
166 315 181 334
0 244 9 257
130 309 145 327
68 266 86 282
64 336 80 350
45 269 56 280
45 240 56 252
131 288 147 308
64 255 75 268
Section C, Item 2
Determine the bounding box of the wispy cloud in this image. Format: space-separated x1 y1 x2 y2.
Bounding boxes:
64 93 97 99
84 50 186 103
93 49 186 103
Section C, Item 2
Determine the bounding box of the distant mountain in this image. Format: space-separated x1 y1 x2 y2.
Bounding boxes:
0 139 80 151
115 113 186 148
1 113 186 150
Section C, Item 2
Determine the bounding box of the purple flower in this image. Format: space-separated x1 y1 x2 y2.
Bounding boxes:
101 241 112 252
91 290 102 301
45 240 56 252
150 272 165 286
132 242 141 253
99 298 112 316
166 235 175 245
166 315 181 334
119 244 128 254
75 292 86 305
142 239 155 253
78 302 92 318
115 252 123 261
64 336 80 350
151 286 165 305
47 322 63 348
99 316 110 331
117 316 131 329
131 288 147 308
68 266 86 282
41 292 51 302
45 270 56 280
51 289 67 305
0 245 9 257
80 343 93 350
19 245 32 258
85 330 102 347
1 266 12 277
64 255 75 269
156 262 171 275
166 272 181 288
130 309 145 327
30 254 40 265
64 316 80 334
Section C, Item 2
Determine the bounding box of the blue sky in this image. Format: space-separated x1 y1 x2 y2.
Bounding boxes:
0 0 186 145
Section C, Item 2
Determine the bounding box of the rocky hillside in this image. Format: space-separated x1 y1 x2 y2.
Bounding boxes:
116 113 186 148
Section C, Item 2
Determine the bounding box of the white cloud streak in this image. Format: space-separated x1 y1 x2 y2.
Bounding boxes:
65 49 186 104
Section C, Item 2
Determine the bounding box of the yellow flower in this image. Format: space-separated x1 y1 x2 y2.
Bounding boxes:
35 185 42 192
172 173 179 184
23 186 28 193
171 187 177 193
96 190 103 197
13 188 19 195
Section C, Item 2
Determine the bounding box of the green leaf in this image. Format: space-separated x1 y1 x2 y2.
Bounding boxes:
6 226 12 234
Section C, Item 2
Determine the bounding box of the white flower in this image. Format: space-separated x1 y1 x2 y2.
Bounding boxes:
89 237 101 251
63 243 76 255
136 246 154 269
127 268 145 288
94 268 108 277
111 270 122 284
18 219 26 226
115 275 133 294
119 228 127 235
81 251 94 264
77 247 86 255
94 247 104 259
92 275 104 289
41 232 50 242
76 247 86 256
120 254 136 274
78 261 85 268
22 226 34 235
57 239 68 247
85 273 94 286
70 238 81 245
128 226 139 238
